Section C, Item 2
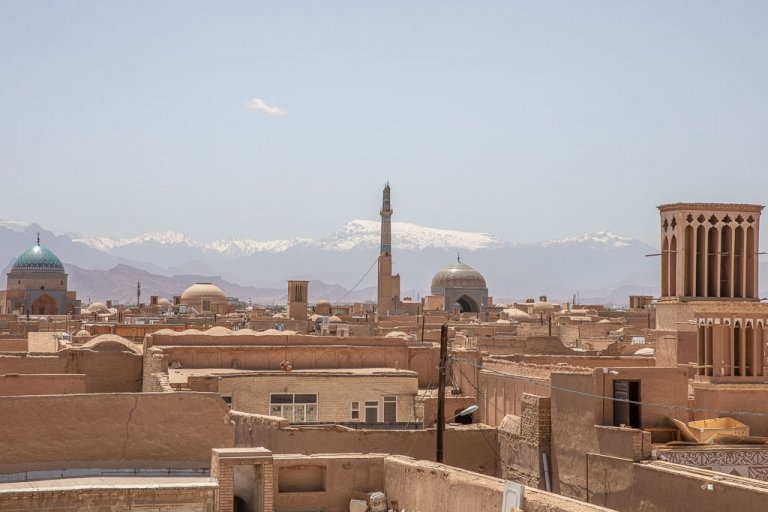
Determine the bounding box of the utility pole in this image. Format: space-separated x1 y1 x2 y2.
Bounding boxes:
137 282 141 308
436 323 448 463
421 308 426 343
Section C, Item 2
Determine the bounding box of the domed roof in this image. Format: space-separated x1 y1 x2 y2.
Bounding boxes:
503 308 530 320
532 300 555 312
180 283 227 303
157 298 172 306
86 302 110 314
431 261 487 293
11 241 64 272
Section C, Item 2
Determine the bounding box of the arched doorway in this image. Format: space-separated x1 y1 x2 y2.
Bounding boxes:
454 295 479 313
31 294 58 315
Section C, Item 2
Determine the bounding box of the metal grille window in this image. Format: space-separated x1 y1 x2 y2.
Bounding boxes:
383 396 397 423
270 393 318 422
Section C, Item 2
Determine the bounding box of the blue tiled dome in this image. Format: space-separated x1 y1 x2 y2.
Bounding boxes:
11 243 64 272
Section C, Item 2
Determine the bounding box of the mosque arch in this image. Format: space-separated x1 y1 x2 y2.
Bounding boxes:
454 295 480 313
31 294 58 316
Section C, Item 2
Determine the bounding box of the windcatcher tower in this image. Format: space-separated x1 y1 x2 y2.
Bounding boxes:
657 203 763 300
287 280 308 321
377 183 400 315
656 203 768 383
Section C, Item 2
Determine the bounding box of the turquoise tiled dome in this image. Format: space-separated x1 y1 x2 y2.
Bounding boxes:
11 243 64 272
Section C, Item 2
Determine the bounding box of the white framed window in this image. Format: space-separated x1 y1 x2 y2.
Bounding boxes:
351 401 360 421
364 401 379 423
383 396 397 423
270 393 318 422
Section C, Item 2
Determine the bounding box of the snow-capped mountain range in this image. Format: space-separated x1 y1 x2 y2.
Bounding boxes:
70 220 636 256
0 217 676 304
72 219 507 255
540 231 637 249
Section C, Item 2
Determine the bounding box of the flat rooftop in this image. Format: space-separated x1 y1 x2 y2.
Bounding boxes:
169 367 418 385
0 475 215 494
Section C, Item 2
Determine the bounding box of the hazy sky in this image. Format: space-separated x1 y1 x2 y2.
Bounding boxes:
1 1 767 247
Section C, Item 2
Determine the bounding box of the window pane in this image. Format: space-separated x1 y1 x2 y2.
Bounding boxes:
294 405 306 422
270 405 282 417
384 400 396 423
383 396 396 403
351 410 359 420
271 394 293 404
295 394 317 404
306 404 317 422
365 403 378 423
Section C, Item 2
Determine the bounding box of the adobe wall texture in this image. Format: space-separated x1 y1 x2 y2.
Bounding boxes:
383 455 615 512
490 354 656 369
474 336 573 356
628 461 768 512
498 394 551 488
273 454 384 512
549 368 688 501
0 339 26 351
0 373 86 395
0 347 142 392
692 383 768 436
232 412 498 476
0 393 234 474
157 343 439 388
0 480 217 511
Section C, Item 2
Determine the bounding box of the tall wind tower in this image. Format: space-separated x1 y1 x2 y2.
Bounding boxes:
377 183 401 315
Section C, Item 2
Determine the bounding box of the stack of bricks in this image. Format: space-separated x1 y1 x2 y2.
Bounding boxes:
497 393 552 488
520 393 552 447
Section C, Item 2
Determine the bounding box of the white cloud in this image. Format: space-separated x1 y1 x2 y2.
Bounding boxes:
244 97 287 116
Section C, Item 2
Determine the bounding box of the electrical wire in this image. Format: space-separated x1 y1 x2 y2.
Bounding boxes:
338 257 379 302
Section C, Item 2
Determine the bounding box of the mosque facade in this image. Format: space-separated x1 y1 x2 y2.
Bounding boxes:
0 236 80 316
427 258 490 313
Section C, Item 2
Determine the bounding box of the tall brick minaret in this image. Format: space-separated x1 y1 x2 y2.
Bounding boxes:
377 183 400 315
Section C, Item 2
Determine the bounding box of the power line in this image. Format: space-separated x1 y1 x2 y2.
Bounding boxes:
339 257 379 301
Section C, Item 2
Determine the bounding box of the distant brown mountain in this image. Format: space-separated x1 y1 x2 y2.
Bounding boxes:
66 264 375 306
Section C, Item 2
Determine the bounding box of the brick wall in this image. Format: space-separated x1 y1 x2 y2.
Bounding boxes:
193 373 419 423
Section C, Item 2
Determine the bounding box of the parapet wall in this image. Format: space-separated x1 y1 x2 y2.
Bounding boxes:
232 412 498 476
383 455 614 512
490 354 656 368
0 393 234 474
157 342 439 388
0 347 142 393
0 373 86 396
148 331 411 347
